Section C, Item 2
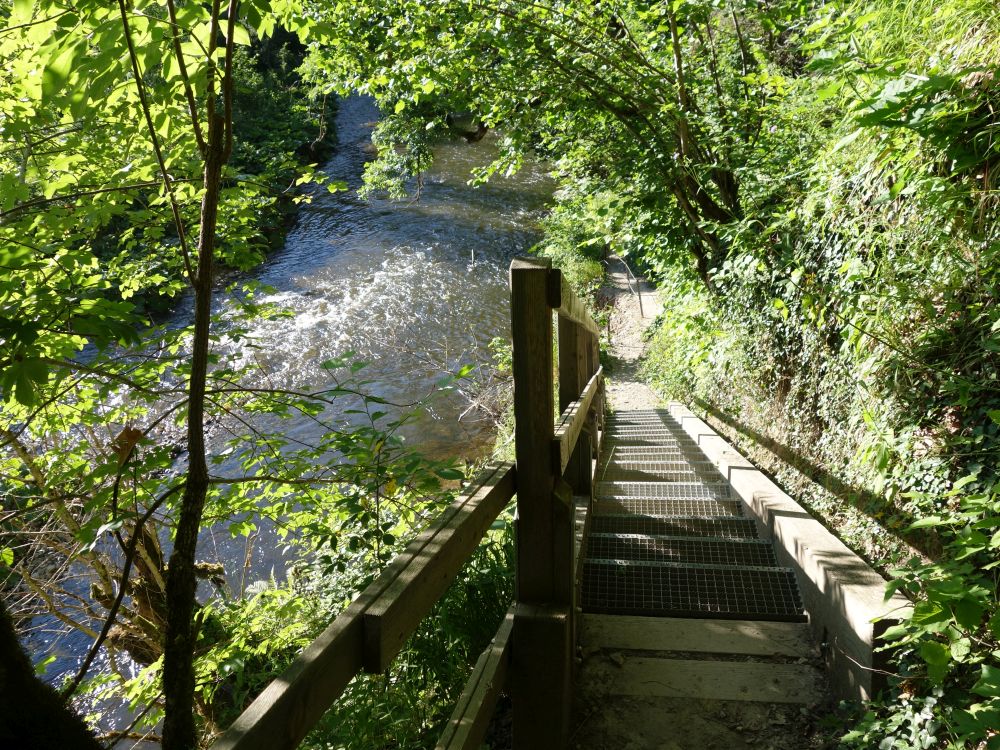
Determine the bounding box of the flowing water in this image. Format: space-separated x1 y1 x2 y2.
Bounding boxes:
198 95 552 577
237 95 552 456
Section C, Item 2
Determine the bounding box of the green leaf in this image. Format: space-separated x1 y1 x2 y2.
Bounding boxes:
232 24 252 46
14 366 35 407
906 515 948 530
816 79 844 102
12 0 33 22
951 637 972 662
973 665 1000 698
34 655 57 677
920 640 950 666
0 547 14 567
833 128 862 152
955 599 985 630
879 623 909 642
42 43 77 101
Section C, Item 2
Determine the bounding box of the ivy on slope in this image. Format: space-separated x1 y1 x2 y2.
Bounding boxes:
638 1 1000 747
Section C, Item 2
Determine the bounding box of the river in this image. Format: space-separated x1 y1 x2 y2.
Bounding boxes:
31 94 552 741
198 95 552 580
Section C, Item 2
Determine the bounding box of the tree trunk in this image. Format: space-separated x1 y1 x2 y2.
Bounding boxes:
161 112 225 750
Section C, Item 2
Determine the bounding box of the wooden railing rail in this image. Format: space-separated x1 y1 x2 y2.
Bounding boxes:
552 366 603 475
436 606 516 750
210 462 515 750
210 256 602 750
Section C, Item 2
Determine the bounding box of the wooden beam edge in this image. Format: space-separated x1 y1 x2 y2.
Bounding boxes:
556 272 600 335
552 367 603 473
436 606 515 750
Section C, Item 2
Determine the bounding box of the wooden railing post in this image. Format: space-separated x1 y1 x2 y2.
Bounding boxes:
559 315 594 499
509 257 573 748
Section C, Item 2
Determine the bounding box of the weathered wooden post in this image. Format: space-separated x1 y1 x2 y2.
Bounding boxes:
558 313 594 499
509 257 574 748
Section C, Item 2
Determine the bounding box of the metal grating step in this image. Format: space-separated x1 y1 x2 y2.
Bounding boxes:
587 533 778 567
604 444 704 455
601 458 719 473
596 481 733 500
606 410 673 419
603 447 709 464
606 436 704 448
594 497 744 517
599 467 711 483
607 427 696 439
591 515 760 539
600 461 722 484
582 560 806 622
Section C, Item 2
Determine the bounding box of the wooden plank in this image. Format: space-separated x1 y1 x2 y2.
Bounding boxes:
551 367 603 474
558 314 584 412
363 462 516 672
580 615 817 658
510 256 559 603
560 320 595 499
554 270 600 335
583 656 824 704
436 606 515 750
511 604 573 746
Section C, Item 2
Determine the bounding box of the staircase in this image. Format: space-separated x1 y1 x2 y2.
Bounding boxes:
575 408 825 747
583 408 805 623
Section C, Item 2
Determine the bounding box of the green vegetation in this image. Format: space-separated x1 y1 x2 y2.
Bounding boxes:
4 0 999 747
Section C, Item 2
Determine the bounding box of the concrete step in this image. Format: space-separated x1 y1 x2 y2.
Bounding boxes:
578 652 825 704
582 559 806 621
587 533 777 567
580 614 817 658
590 514 760 539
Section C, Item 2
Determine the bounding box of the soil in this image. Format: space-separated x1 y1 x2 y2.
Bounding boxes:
598 256 663 412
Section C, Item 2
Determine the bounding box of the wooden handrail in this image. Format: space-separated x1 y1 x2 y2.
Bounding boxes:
362 462 516 672
552 366 603 475
209 462 515 750
553 269 601 336
436 606 515 750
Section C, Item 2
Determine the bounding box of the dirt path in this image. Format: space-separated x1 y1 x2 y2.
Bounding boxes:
598 256 662 411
